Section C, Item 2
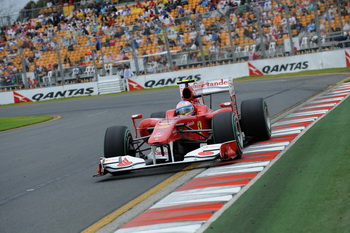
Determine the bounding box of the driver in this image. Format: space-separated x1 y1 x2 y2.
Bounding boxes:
175 101 195 116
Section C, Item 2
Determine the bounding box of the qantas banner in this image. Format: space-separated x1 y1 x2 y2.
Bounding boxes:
321 50 348 69
127 63 249 90
248 53 322 76
0 83 98 105
0 91 14 105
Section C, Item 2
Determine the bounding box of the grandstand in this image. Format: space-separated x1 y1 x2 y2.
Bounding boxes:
0 0 349 90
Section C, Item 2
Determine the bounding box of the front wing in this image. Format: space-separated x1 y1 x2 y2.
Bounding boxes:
95 141 238 176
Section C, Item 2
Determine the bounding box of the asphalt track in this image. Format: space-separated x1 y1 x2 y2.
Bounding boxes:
0 73 348 233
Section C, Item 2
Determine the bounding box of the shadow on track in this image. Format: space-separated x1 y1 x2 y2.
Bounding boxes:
95 162 214 183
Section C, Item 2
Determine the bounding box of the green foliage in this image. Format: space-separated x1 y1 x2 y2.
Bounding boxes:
0 115 53 131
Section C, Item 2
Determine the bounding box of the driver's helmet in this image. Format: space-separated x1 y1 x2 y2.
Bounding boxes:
176 101 195 116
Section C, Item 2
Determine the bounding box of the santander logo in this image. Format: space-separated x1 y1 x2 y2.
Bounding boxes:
14 91 32 103
248 63 264 76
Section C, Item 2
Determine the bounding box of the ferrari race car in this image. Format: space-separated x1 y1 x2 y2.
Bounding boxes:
95 79 271 176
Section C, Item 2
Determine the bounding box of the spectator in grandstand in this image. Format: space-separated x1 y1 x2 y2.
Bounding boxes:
99 53 108 64
199 0 209 8
307 20 315 32
34 50 42 60
117 67 124 79
343 21 350 36
173 61 178 71
95 37 101 51
298 28 309 41
63 54 72 66
107 52 115 63
211 31 221 44
156 35 165 46
273 13 282 27
123 65 134 78
176 33 186 47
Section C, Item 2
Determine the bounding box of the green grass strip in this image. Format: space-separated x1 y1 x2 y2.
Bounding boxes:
205 96 350 233
0 115 54 131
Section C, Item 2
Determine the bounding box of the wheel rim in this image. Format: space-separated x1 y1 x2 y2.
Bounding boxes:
234 116 244 150
124 130 135 156
264 103 271 135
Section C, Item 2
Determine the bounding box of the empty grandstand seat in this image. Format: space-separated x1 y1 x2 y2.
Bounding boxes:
242 45 250 57
249 44 256 53
300 37 309 51
104 63 113 75
234 46 241 60
72 68 79 78
268 42 276 57
84 66 95 76
180 54 188 65
43 71 53 85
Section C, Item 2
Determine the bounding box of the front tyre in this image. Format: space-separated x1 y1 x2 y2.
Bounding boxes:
104 126 135 158
241 98 271 141
212 111 243 159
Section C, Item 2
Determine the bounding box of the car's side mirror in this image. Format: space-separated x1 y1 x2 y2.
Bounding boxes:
220 102 231 108
131 114 143 120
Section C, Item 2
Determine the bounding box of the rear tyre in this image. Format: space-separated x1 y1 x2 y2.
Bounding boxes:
150 111 166 118
104 126 135 158
212 111 243 159
241 98 271 141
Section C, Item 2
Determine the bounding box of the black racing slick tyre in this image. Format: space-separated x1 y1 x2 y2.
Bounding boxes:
241 98 271 141
150 111 166 118
212 111 243 159
104 126 135 158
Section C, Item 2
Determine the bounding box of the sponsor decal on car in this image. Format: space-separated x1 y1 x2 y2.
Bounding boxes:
117 157 133 167
203 144 221 151
187 121 195 127
192 79 229 88
157 125 170 129
197 121 202 130
198 151 214 156
155 147 169 156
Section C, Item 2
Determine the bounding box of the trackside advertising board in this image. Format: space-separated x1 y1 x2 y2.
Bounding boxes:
1 49 349 105
127 49 350 90
1 83 98 105
0 92 14 105
127 62 248 91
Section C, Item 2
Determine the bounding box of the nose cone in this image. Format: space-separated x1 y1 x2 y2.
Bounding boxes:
148 121 179 145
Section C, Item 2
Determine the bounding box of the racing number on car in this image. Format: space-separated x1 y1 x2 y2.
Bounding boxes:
197 121 202 130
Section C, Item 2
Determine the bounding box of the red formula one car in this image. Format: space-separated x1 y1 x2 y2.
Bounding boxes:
95 79 271 176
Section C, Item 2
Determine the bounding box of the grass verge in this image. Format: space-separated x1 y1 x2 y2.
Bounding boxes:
0 115 54 131
205 96 350 233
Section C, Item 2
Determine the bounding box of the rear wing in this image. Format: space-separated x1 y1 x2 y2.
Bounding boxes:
178 78 232 96
178 78 237 110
